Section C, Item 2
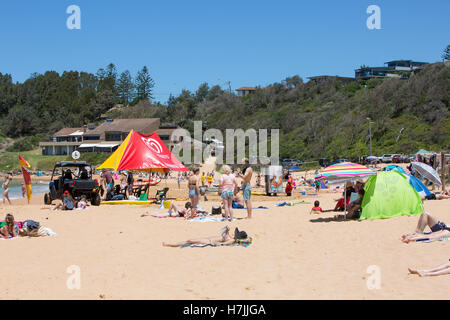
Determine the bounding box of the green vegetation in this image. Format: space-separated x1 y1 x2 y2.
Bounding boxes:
0 149 110 172
0 62 448 163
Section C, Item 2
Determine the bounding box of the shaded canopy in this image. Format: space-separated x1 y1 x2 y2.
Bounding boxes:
97 130 188 172
360 171 423 220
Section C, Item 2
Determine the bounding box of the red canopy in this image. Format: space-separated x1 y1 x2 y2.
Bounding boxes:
97 130 188 172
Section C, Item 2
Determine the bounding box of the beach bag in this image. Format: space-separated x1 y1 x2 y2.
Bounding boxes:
211 206 221 215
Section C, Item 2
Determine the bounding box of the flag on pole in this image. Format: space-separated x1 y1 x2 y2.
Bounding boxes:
21 166 32 202
18 154 31 168
18 155 32 202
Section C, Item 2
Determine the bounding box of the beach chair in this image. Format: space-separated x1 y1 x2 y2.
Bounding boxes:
155 187 169 203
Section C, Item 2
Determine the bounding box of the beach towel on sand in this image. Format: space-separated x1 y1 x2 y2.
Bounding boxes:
180 237 253 248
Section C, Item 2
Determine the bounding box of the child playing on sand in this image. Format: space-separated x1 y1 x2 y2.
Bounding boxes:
310 201 322 214
77 195 88 209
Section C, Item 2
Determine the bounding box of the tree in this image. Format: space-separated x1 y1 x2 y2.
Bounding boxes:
97 63 117 94
135 66 155 102
195 82 209 102
442 45 450 61
116 70 135 105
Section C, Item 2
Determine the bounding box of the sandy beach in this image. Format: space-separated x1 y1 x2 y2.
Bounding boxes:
0 167 448 300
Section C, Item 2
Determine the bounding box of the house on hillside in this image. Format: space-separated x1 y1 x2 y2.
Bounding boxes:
236 87 257 97
39 118 183 155
355 60 428 80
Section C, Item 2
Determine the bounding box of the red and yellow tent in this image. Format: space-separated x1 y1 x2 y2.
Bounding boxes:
97 130 188 172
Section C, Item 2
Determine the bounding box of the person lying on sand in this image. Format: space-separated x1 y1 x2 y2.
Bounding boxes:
409 259 450 277
141 201 193 218
408 211 449 235
17 220 56 237
162 226 248 247
0 214 17 239
422 191 450 200
400 211 450 243
401 229 450 243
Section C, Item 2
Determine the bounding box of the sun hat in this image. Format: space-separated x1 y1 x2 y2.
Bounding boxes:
64 190 69 194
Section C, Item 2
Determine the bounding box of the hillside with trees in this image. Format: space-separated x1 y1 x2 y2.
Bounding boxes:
0 61 449 161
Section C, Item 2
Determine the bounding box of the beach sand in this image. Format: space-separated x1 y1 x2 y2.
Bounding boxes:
0 172 448 300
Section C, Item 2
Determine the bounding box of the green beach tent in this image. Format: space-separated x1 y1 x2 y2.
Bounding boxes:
360 171 424 220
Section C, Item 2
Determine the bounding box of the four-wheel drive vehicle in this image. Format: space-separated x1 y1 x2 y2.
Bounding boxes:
44 161 101 206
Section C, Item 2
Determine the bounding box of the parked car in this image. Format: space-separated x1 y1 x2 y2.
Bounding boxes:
403 155 413 163
318 158 331 167
392 155 402 163
381 154 393 163
331 159 349 165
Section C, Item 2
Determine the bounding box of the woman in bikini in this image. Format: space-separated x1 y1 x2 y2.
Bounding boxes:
188 168 200 217
162 226 248 247
0 214 17 239
2 176 12 205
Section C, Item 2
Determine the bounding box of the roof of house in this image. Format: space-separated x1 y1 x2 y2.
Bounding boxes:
156 127 181 136
53 128 84 137
84 118 161 139
236 87 257 91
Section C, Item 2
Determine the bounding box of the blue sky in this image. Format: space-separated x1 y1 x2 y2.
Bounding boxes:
0 0 448 103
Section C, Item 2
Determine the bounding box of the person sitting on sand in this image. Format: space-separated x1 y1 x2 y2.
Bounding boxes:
345 189 365 220
77 195 88 209
162 226 248 247
0 214 17 239
233 187 245 208
310 201 322 214
408 259 450 277
52 191 75 211
333 182 355 211
141 201 193 218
